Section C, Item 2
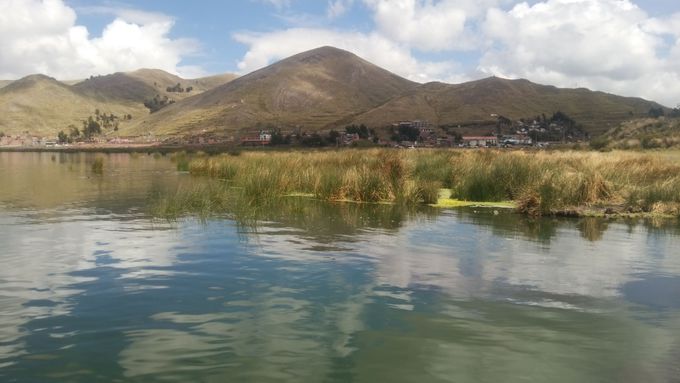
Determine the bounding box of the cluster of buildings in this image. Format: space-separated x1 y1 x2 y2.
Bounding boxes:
0 133 54 147
395 120 533 148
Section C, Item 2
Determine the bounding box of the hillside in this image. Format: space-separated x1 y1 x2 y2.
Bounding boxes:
351 77 665 135
72 69 237 103
0 75 145 137
124 46 418 135
0 46 669 139
598 117 680 149
0 70 237 137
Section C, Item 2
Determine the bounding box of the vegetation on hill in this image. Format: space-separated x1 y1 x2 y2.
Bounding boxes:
0 69 236 137
166 83 193 93
0 74 144 137
596 117 680 150
144 95 175 113
56 109 131 143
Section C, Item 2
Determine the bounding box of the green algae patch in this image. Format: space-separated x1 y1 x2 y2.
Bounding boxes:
431 189 515 209
283 192 315 198
433 198 516 209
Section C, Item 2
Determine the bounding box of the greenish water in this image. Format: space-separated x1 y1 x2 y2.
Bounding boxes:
1 152 680 382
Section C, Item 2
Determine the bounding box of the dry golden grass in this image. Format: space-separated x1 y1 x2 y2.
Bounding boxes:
177 149 680 217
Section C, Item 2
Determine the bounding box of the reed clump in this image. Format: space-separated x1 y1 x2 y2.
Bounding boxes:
91 157 104 175
170 149 680 217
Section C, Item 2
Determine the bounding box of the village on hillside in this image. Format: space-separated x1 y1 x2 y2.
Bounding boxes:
235 112 588 149
0 111 589 149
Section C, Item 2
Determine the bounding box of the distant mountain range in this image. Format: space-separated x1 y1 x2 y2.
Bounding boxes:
0 46 668 138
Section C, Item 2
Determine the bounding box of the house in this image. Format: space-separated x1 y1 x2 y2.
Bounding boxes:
462 136 497 147
342 132 360 145
501 135 533 146
436 137 453 147
241 131 272 146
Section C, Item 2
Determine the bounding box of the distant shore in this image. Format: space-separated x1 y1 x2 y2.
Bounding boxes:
0 143 240 154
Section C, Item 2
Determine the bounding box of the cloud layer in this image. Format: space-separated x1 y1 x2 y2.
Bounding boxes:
0 0 198 80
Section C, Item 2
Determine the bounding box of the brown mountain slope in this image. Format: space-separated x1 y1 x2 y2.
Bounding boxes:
0 75 145 136
352 77 664 135
72 69 237 103
0 80 12 89
125 46 418 135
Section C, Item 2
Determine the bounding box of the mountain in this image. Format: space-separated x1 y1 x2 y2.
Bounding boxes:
0 70 237 137
0 80 12 89
72 69 237 103
0 75 145 136
0 47 667 139
124 46 418 135
351 77 665 135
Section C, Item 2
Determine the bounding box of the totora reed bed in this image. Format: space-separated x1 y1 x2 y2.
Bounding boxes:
153 149 680 219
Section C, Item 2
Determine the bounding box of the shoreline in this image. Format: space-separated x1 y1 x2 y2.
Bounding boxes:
0 143 239 154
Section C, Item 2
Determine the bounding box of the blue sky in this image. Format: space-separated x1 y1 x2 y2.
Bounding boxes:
1 0 679 106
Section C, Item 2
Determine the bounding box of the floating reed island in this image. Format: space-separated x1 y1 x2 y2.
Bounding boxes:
153 149 680 219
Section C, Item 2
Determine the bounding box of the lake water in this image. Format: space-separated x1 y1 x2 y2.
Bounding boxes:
1 151 679 382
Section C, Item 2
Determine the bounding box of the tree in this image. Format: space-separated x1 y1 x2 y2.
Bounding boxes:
300 133 326 147
327 129 341 145
69 125 80 140
82 116 101 138
670 104 680 118
345 124 369 139
166 83 184 92
398 125 420 142
57 130 68 144
270 129 290 145
648 107 665 118
144 95 174 113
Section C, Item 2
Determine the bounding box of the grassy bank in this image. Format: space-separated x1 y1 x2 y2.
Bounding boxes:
154 149 680 218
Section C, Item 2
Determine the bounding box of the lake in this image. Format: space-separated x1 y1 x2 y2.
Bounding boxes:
1 151 679 382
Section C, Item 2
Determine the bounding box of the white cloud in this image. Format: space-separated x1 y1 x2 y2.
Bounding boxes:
76 5 174 25
233 0 501 83
233 28 464 83
327 0 354 19
258 0 293 9
235 0 680 105
0 0 200 80
363 0 505 51
479 0 680 105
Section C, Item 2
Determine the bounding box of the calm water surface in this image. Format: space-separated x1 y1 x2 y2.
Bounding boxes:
1 152 679 382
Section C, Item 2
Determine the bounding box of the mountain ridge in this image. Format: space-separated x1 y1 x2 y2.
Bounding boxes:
0 47 668 138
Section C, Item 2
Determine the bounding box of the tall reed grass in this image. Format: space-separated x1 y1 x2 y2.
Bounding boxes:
159 149 680 217
91 157 104 175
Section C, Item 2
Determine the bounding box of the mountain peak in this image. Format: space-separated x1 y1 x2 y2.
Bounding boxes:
1 74 64 93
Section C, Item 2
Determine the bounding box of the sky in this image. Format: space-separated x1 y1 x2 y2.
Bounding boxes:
0 0 679 106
